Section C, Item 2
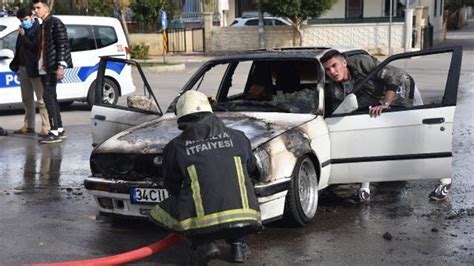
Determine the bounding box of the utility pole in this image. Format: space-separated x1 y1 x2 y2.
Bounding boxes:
388 0 393 56
258 10 265 49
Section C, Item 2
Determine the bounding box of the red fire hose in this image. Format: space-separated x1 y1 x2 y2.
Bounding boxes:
30 233 184 266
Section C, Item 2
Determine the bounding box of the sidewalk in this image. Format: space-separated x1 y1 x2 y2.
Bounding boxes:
434 18 474 50
139 54 211 64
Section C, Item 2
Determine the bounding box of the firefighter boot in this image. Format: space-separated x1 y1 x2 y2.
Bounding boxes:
191 241 220 265
230 241 249 263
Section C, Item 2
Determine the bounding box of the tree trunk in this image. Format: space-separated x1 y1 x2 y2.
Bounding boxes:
296 24 303 46
291 23 303 46
120 12 131 44
258 11 265 49
114 1 131 45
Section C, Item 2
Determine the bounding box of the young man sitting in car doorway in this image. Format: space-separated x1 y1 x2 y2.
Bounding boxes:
321 49 451 202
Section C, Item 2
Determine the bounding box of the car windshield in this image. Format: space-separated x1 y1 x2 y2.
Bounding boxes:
192 60 321 114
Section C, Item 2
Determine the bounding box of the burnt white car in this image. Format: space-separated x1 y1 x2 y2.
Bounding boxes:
85 46 462 226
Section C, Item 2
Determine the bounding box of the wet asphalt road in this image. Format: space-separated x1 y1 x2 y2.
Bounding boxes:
1 22 473 264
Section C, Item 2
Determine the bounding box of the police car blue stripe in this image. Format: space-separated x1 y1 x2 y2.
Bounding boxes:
1 62 126 87
77 62 126 82
0 72 19 88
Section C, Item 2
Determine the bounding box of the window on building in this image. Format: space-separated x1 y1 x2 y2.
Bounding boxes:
440 0 444 16
236 0 258 17
346 0 363 19
435 0 438 17
385 0 405 18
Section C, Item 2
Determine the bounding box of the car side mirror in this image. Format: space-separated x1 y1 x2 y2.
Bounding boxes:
332 93 358 115
0 49 14 60
127 95 158 112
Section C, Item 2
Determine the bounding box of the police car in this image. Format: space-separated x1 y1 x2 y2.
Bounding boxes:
0 15 134 109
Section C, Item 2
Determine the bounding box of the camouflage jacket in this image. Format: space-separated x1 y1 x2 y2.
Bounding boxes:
325 54 412 114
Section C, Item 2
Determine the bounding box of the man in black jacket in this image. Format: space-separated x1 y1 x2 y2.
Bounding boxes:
149 90 262 264
33 0 72 144
10 7 49 137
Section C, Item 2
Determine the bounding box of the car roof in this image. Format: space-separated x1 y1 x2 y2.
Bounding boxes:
0 15 122 38
56 15 121 26
207 47 365 63
0 15 121 27
236 16 285 20
0 16 19 28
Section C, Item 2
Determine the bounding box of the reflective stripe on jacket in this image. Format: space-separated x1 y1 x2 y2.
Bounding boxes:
149 114 261 236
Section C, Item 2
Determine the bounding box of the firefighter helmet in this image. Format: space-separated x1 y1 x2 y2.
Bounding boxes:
176 90 213 119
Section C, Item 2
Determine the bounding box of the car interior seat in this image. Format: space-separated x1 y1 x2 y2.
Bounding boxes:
275 64 301 94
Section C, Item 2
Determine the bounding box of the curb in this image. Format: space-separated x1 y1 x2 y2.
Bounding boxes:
143 63 186 73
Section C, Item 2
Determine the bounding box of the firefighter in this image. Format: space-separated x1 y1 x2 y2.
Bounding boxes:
149 90 262 264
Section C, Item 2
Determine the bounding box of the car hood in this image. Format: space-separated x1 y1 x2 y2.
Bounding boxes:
94 112 316 154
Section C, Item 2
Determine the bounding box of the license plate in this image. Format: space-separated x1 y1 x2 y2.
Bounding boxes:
130 188 169 204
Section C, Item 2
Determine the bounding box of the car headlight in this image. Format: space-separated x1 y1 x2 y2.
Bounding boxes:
153 155 163 167
254 148 271 180
115 155 134 174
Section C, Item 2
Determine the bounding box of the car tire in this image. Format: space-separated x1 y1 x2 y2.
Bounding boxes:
284 155 319 226
87 78 120 109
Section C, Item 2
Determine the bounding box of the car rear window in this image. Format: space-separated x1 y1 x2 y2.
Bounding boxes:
274 20 287 25
67 25 95 52
0 30 17 52
94 26 118 48
245 19 258 26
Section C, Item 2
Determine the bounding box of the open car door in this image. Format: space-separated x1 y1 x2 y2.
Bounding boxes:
90 57 163 146
325 46 462 184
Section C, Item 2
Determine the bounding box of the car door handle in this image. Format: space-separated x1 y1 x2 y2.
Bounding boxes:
94 115 106 121
423 118 445 124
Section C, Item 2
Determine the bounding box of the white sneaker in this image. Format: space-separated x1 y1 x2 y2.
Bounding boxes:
429 183 451 201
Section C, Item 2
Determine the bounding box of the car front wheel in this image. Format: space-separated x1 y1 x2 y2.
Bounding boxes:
284 155 319 226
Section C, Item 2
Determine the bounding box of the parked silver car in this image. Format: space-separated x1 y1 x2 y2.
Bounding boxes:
230 16 291 26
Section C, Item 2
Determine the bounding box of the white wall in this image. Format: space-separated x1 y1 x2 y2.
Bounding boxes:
302 22 405 54
205 22 406 55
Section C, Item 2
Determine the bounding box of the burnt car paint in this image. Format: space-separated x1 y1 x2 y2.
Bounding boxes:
91 112 317 181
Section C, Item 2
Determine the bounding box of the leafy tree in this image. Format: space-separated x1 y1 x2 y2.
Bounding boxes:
53 1 75 15
88 0 115 16
5 0 29 10
259 0 337 46
130 0 166 24
113 0 131 43
166 0 184 21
